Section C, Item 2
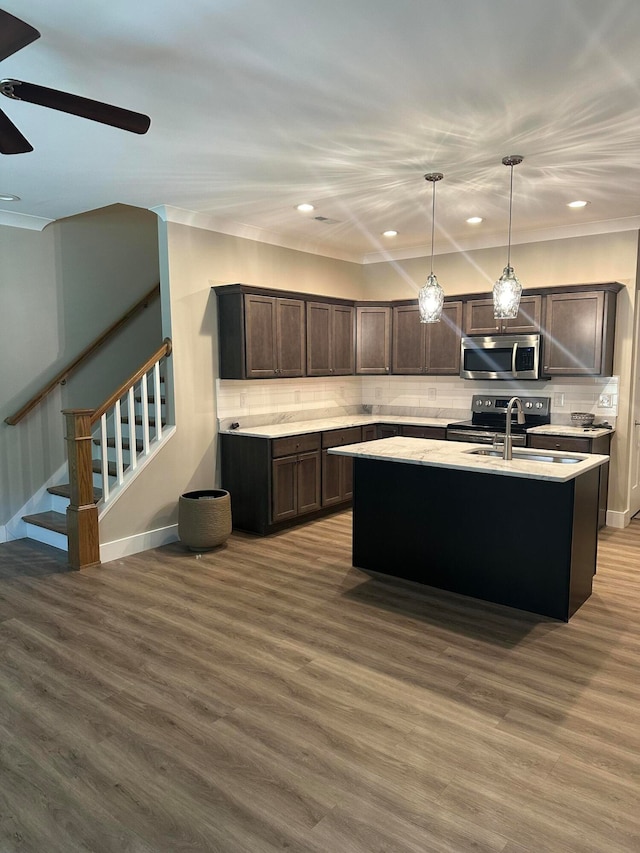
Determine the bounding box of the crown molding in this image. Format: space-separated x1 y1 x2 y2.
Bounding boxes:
0 210 55 231
150 205 361 263
361 216 640 264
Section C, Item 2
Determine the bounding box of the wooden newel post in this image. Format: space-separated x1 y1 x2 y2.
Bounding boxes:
63 409 100 570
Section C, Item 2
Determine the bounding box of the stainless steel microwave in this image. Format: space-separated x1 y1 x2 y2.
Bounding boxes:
460 334 543 380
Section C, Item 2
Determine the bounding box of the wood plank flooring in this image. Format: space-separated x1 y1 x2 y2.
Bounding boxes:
1 515 640 852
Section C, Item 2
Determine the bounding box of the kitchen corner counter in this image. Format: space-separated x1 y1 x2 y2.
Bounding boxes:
218 414 454 439
527 424 614 439
329 437 609 483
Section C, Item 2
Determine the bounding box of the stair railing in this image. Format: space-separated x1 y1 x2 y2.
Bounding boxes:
5 282 160 426
63 337 172 570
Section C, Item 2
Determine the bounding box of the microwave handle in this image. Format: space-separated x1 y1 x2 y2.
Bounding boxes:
511 342 518 372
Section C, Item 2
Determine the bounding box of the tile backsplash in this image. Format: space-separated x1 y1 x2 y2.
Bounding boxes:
216 374 618 428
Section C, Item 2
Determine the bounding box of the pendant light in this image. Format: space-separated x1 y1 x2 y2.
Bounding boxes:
493 155 524 319
418 172 444 323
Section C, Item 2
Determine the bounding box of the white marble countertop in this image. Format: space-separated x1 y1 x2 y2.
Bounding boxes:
219 414 453 439
526 424 614 439
329 437 609 482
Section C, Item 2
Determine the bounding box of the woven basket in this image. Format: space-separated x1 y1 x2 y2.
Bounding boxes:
178 489 232 551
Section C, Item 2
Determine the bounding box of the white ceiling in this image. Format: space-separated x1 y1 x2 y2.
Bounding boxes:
2 0 640 262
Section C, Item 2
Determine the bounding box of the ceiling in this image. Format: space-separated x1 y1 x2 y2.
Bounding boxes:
2 0 640 263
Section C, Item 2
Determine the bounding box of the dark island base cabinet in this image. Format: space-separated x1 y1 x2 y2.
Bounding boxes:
352 458 599 621
528 432 611 529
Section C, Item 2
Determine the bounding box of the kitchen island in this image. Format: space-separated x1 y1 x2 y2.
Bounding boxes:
330 438 609 621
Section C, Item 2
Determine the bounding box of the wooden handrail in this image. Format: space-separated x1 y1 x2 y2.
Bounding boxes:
92 338 172 423
5 282 161 426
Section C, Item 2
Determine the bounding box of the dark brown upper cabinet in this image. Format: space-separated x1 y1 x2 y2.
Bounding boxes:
392 301 463 375
306 301 354 376
542 289 617 376
355 305 392 374
215 285 305 379
464 294 542 336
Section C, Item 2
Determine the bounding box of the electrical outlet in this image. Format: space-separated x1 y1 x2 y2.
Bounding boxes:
598 393 613 408
375 387 383 399
427 388 437 401
240 392 247 407
294 390 301 403
553 393 565 407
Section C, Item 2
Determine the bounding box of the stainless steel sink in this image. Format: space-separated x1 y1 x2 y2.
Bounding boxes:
465 448 582 464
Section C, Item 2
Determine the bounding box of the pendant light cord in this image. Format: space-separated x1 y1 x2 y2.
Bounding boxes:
507 163 514 269
430 180 436 275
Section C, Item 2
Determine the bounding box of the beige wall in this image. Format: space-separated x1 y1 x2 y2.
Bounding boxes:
1 204 161 528
99 222 366 544
101 225 640 546
363 230 640 518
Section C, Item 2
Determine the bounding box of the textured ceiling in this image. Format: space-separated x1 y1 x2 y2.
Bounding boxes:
1 0 640 262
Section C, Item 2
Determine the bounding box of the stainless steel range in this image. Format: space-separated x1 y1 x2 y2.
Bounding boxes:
447 394 551 446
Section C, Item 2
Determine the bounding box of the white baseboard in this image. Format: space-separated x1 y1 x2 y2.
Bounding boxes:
100 523 179 563
605 508 632 528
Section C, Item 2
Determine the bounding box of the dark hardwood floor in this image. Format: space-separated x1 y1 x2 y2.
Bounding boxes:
1 516 640 852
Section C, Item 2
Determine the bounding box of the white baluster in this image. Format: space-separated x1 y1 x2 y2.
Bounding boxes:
141 373 150 455
128 386 137 470
153 360 162 441
114 399 124 485
100 413 110 502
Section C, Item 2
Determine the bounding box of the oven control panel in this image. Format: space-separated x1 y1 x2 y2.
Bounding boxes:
471 395 550 416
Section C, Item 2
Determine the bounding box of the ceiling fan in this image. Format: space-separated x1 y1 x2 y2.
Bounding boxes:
0 8 151 154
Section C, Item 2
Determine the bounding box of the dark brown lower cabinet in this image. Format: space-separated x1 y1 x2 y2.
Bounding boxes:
272 451 321 522
377 424 400 439
401 425 447 440
321 451 353 506
528 432 611 529
362 425 377 441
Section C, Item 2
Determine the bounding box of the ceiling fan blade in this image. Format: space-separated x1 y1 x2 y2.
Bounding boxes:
0 79 151 135
0 10 40 61
0 105 32 153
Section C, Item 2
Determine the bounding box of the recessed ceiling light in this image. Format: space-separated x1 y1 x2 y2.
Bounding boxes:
567 200 589 208
296 203 315 212
0 193 20 201
382 230 398 237
466 216 483 224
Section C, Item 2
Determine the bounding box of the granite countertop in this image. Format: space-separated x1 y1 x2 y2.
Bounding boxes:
329 437 609 483
218 414 454 439
527 424 615 439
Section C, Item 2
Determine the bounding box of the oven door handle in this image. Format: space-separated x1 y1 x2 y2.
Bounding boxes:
512 342 518 373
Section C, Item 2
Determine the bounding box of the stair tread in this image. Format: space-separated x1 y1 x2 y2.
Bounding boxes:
121 416 167 427
23 511 68 536
134 395 165 404
48 484 102 502
93 460 128 478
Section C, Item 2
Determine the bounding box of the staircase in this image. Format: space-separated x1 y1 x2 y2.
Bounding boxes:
18 343 171 564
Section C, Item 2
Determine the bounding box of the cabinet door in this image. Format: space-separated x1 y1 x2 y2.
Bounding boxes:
464 295 541 335
322 449 343 506
362 425 377 442
425 301 463 374
245 295 277 378
543 291 607 375
356 306 391 374
392 306 425 374
276 298 306 377
297 451 321 514
331 305 355 375
306 302 332 375
377 424 400 439
272 456 298 521
504 295 542 334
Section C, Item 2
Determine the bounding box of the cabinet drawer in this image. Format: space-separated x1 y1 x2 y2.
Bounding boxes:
528 434 592 453
322 426 363 448
272 433 321 458
401 425 446 440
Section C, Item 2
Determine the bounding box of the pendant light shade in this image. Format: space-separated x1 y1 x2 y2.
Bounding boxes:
419 172 444 323
493 155 523 320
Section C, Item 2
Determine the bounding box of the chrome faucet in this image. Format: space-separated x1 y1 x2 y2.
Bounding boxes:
504 396 525 460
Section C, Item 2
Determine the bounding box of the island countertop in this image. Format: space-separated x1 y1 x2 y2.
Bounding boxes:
329 437 609 483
